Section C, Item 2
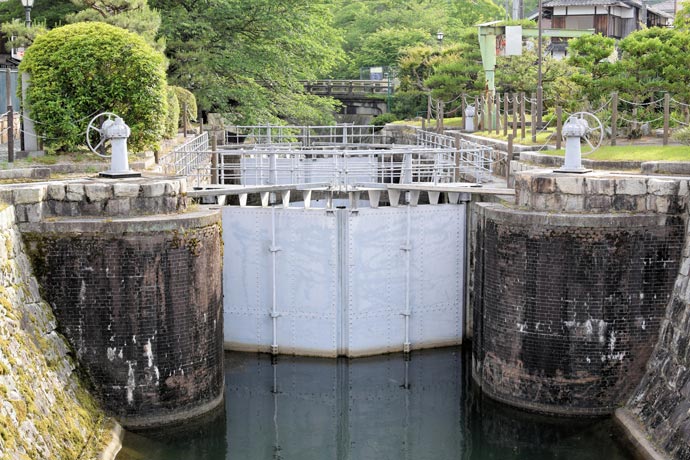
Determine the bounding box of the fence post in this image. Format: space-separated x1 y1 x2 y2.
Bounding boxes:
5 69 12 163
611 92 618 146
556 106 562 150
512 92 518 138
7 105 13 163
484 94 491 132
427 93 432 126
520 92 526 139
183 102 189 138
663 92 670 146
454 132 461 182
474 96 480 132
503 93 508 136
495 93 500 135
531 92 537 143
211 133 218 185
461 95 466 131
507 133 514 188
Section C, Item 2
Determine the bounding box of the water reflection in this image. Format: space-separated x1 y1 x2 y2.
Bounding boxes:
118 348 636 460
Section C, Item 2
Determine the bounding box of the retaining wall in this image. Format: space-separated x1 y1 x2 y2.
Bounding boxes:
0 204 111 459
472 170 685 416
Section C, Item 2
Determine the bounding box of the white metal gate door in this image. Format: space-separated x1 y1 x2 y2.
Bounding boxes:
222 207 338 355
222 203 465 357
347 205 465 356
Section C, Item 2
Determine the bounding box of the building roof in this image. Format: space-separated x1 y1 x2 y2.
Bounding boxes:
542 0 673 18
543 0 635 7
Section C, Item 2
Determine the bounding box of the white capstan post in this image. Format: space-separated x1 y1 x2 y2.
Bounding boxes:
87 113 141 178
104 117 131 174
556 116 592 174
465 105 475 132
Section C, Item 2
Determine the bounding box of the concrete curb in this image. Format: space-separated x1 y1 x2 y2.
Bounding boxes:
614 408 667 460
98 420 124 460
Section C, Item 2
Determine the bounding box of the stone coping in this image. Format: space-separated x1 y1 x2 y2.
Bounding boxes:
0 175 188 223
20 209 220 234
519 151 643 171
514 169 685 214
477 201 674 228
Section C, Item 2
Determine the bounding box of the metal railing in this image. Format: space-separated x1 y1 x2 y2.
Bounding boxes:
159 132 210 186
161 124 499 188
415 129 497 183
216 147 458 189
301 80 390 96
225 124 391 146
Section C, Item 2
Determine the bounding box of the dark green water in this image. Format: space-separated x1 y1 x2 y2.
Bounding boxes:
117 347 638 460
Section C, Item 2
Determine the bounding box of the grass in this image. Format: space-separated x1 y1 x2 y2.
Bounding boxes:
543 144 690 161
392 117 690 161
471 129 556 146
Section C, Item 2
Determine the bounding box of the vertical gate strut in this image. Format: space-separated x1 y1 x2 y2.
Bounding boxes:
270 206 282 355
401 205 412 354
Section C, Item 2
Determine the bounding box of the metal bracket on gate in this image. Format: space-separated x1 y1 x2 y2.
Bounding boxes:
388 189 401 207
269 246 282 253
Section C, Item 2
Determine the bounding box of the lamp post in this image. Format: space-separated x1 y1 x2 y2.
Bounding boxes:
21 0 34 27
436 30 444 47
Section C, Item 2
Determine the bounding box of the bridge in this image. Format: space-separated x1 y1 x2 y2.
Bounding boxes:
301 80 392 120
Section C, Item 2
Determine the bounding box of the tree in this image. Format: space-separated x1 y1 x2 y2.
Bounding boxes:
20 22 168 152
331 0 505 78
66 0 164 51
150 0 344 125
566 33 617 103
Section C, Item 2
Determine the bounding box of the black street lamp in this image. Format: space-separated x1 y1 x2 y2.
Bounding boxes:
21 0 34 27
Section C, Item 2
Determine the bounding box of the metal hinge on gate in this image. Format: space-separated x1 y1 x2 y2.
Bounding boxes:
270 312 282 318
400 244 412 252
269 246 281 253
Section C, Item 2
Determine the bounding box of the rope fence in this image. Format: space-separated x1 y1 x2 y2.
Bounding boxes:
421 91 688 149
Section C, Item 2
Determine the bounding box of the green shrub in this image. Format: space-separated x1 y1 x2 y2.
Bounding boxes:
19 22 167 152
391 91 428 120
171 86 198 126
672 127 690 145
371 113 398 127
164 86 179 139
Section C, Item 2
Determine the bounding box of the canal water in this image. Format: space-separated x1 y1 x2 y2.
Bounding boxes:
117 347 638 460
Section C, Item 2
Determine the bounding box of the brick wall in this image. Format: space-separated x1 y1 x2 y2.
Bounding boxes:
22 211 224 428
472 194 684 414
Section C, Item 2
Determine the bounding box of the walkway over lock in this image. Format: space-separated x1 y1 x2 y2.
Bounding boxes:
161 124 502 189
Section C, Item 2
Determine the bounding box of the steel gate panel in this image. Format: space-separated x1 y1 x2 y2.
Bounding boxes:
223 203 465 356
347 205 465 355
223 207 338 355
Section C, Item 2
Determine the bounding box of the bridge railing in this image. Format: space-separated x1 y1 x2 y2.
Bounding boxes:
225 124 393 146
158 132 210 187
301 80 391 96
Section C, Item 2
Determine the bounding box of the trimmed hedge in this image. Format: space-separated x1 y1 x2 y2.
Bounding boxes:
164 86 179 139
171 86 197 126
19 22 167 152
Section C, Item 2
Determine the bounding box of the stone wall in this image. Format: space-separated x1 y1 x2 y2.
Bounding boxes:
0 176 225 429
472 205 683 415
625 197 690 457
472 170 686 416
1 177 187 224
0 205 109 459
23 212 224 428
